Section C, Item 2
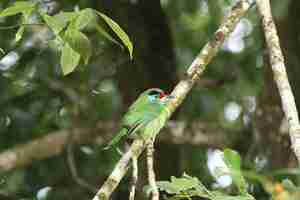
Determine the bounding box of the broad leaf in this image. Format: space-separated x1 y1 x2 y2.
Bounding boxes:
22 5 35 21
96 11 133 59
224 149 247 194
41 14 66 35
212 192 255 200
0 1 36 17
95 24 120 46
41 12 76 35
170 175 199 191
61 43 80 75
282 179 298 192
54 12 77 26
156 181 182 194
156 174 211 196
153 173 254 200
74 8 97 30
64 28 92 65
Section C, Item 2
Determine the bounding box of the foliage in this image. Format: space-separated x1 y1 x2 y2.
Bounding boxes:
0 0 298 200
0 1 36 18
150 174 254 200
244 169 300 200
0 1 133 75
223 149 247 194
144 149 255 200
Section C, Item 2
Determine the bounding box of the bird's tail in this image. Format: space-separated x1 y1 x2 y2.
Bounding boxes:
103 128 127 150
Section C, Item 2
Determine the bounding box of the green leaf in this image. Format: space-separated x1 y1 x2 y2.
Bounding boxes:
61 43 81 75
15 26 25 42
0 48 4 54
41 12 76 35
14 7 35 44
41 14 66 35
170 175 199 191
95 24 120 46
212 192 255 200
224 149 241 170
22 5 35 21
156 181 182 194
154 173 254 200
54 12 77 26
64 28 92 65
223 149 247 194
0 1 36 17
282 179 298 192
96 11 133 59
155 174 208 195
73 8 97 30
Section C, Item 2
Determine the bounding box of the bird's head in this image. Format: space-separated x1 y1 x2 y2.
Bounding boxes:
144 88 173 103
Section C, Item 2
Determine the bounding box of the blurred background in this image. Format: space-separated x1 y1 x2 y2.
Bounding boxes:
0 0 299 199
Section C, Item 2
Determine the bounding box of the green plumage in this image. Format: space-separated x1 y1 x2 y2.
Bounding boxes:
104 88 171 149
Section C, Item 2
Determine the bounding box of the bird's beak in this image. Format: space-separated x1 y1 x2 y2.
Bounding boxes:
161 94 175 103
167 95 175 99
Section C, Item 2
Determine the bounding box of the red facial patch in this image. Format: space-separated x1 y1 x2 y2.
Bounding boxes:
159 92 167 98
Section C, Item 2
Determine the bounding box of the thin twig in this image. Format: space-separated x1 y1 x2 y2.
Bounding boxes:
255 0 300 164
66 131 98 193
92 1 252 199
147 139 159 200
129 155 138 200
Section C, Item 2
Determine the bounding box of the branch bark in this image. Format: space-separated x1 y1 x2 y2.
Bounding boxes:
0 121 230 173
147 140 159 200
93 1 252 199
129 155 138 200
256 0 300 164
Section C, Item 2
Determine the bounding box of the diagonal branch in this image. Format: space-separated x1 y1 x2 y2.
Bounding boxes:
256 0 300 164
93 139 145 200
92 1 252 200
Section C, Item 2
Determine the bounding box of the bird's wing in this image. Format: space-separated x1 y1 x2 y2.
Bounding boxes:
124 102 165 133
103 127 128 150
142 110 168 139
126 92 147 110
126 118 151 138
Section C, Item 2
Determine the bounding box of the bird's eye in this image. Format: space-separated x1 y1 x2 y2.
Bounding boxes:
148 95 157 102
149 94 159 99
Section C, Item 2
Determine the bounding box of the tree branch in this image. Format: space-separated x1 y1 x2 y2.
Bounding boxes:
92 1 252 199
93 140 145 200
147 140 159 200
256 0 300 164
0 121 230 173
129 155 138 200
67 131 98 193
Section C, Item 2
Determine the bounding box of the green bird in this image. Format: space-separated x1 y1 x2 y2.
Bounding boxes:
104 88 172 149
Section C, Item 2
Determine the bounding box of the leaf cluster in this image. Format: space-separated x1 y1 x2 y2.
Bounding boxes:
0 1 133 75
145 149 255 200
